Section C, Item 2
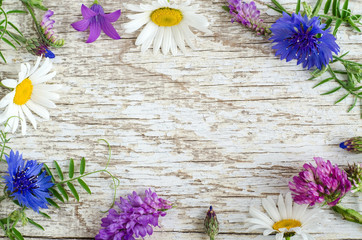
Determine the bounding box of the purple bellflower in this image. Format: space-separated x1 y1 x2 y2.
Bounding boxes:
289 157 351 206
270 12 340 70
71 1 121 43
95 189 172 240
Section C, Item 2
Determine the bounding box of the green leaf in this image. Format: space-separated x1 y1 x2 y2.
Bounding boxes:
324 0 332 14
312 0 323 16
341 0 349 18
321 86 342 95
296 0 301 13
348 97 357 112
336 0 341 17
39 211 51 219
271 0 290 15
27 218 44 231
49 188 64 203
80 157 86 175
54 160 64 181
2 37 17 50
5 31 21 46
333 19 343 35
313 77 334 88
334 93 350 104
11 228 24 240
69 158 74 178
347 17 361 32
67 182 79 201
222 6 230 12
0 51 7 63
47 198 60 209
6 10 27 14
332 0 338 16
324 18 333 30
78 179 91 194
267 4 283 14
43 164 55 183
8 22 23 36
57 184 69 201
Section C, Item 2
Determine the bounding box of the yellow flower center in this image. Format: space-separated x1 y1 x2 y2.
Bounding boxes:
272 219 302 231
13 78 33 105
150 7 183 27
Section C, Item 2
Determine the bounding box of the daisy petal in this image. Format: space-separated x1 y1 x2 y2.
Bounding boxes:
18 107 27 135
26 100 50 120
2 79 17 88
153 26 164 54
162 27 172 55
21 105 37 129
0 92 15 109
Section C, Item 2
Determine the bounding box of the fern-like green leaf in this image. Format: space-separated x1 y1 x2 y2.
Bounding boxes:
47 198 60 209
39 211 51 219
80 157 86 175
313 77 334 88
348 97 358 112
325 0 332 14
27 218 44 231
69 158 74 178
43 163 55 183
54 160 64 181
57 184 69 201
78 179 91 194
49 188 64 203
67 182 79 201
321 86 342 95
334 93 350 104
11 228 24 240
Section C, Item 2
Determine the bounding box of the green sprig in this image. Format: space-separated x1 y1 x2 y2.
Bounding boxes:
46 140 120 210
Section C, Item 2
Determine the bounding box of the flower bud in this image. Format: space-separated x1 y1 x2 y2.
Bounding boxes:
340 137 362 153
345 163 362 193
204 206 219 240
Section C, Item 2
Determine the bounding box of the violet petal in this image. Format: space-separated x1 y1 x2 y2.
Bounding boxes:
71 19 90 32
100 17 121 40
86 19 101 43
104 10 121 23
81 4 97 19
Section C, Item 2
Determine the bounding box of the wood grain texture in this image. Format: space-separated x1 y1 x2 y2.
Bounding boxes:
0 0 361 239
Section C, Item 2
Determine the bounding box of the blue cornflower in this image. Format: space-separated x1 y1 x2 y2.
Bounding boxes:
3 150 54 212
270 12 340 70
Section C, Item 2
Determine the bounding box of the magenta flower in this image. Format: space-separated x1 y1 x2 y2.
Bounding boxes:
227 0 270 35
95 189 172 240
71 1 121 43
289 157 351 206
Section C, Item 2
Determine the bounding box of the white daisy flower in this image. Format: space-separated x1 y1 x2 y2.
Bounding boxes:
247 193 318 240
0 57 61 135
124 0 210 55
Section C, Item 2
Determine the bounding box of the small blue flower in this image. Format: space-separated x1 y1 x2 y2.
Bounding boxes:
270 12 340 70
3 150 54 212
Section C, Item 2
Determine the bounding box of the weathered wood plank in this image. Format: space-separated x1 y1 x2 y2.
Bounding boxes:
0 0 361 239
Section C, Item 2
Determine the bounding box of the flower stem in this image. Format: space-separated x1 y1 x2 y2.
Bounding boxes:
93 0 99 4
285 237 291 240
331 204 362 224
210 237 215 240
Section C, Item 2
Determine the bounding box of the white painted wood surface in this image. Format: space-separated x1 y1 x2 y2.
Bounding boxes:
0 0 361 239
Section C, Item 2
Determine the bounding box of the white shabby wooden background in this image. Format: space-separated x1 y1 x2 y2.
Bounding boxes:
0 0 361 239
